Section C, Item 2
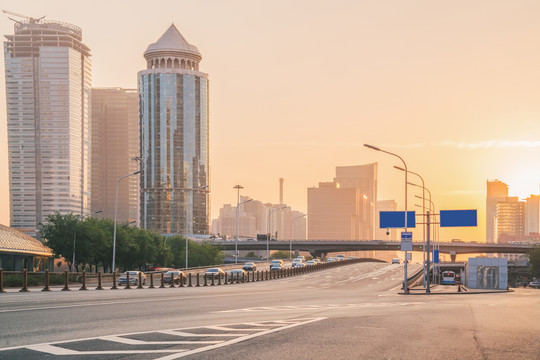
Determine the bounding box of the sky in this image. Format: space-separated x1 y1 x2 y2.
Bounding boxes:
1 0 540 243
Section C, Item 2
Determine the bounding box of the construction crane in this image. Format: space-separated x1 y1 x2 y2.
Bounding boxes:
2 9 45 24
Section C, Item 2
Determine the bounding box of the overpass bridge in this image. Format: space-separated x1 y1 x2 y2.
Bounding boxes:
211 240 535 261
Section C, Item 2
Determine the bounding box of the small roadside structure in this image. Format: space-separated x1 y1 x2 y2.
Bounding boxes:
0 224 54 271
465 257 508 289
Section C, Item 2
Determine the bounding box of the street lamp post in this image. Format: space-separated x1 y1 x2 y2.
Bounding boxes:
72 209 102 272
185 185 209 270
291 214 306 259
235 198 253 264
112 169 143 273
364 144 409 292
267 206 286 260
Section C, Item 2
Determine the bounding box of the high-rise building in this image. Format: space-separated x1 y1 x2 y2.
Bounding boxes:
486 180 509 244
4 17 91 237
494 197 525 243
308 182 367 240
525 195 540 236
308 164 376 241
138 24 209 234
334 164 377 239
91 88 139 225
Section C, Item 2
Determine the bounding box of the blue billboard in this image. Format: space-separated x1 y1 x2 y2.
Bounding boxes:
440 210 477 227
380 211 416 228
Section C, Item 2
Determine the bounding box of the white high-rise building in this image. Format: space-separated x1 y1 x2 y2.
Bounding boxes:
4 17 92 237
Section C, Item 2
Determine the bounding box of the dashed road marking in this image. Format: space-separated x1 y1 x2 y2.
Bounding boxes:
0 318 325 359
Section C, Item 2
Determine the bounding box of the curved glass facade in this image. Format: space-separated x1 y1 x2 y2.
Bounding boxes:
138 70 209 234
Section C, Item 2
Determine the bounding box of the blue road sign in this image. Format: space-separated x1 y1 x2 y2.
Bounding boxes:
440 210 477 227
401 231 412 251
380 211 416 228
433 249 439 264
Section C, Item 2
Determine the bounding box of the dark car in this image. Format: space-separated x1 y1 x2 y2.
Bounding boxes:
242 262 257 271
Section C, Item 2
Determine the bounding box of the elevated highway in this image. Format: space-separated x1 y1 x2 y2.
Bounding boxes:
212 240 534 260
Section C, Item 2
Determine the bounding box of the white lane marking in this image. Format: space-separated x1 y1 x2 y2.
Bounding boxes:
101 335 221 345
217 302 423 313
27 344 184 355
158 330 247 337
204 326 270 332
153 318 326 360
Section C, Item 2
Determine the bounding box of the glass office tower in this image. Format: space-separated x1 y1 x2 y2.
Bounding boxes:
4 18 91 237
138 24 209 235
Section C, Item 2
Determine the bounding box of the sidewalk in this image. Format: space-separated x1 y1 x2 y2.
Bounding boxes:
399 284 513 295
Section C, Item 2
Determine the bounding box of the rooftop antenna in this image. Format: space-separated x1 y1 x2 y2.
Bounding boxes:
2 9 45 24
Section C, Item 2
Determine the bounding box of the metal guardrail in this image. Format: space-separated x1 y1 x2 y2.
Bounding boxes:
0 259 365 292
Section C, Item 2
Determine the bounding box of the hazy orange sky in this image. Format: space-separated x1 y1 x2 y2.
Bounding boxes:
1 1 540 242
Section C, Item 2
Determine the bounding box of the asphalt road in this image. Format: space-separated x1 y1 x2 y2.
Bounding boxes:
1 262 539 359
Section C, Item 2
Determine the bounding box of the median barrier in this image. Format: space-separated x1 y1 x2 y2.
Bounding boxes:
80 270 88 290
148 272 154 289
62 270 70 291
20 269 29 292
96 271 103 290
42 270 51 292
0 269 5 293
169 274 175 288
160 272 165 288
0 258 366 293
111 272 118 290
137 272 144 289
125 272 131 289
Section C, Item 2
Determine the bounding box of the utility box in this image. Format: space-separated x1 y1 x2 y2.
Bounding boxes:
465 257 508 289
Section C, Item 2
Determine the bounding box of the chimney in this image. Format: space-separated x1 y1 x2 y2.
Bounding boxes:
279 178 284 204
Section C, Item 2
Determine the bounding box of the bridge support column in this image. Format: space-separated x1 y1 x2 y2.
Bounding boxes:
450 251 457 263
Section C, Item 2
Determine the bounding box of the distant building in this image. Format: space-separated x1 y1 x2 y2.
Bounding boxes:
486 180 509 244
212 197 306 241
4 16 92 238
525 195 540 235
138 24 210 234
91 88 139 225
308 164 376 241
494 197 525 243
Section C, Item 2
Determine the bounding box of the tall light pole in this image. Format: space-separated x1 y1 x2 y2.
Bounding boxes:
185 185 209 269
364 144 409 292
72 209 102 272
112 169 143 273
291 214 306 259
267 205 286 260
233 185 244 263
235 198 253 263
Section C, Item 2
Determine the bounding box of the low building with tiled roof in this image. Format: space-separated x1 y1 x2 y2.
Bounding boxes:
0 224 54 271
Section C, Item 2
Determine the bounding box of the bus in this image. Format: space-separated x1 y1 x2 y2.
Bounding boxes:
441 271 456 285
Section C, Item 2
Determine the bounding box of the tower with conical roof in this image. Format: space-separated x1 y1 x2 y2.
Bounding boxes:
138 24 209 235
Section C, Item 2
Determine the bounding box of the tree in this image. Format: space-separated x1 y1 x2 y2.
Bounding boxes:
271 251 291 259
40 212 79 271
528 245 540 278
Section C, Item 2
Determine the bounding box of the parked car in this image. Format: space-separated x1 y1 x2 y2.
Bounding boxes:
163 270 185 284
230 268 246 281
292 259 305 267
118 271 146 286
204 268 225 279
242 262 257 271
528 281 540 289
270 263 284 271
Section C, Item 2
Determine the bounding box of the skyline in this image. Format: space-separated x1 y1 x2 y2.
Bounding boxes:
2 1 540 242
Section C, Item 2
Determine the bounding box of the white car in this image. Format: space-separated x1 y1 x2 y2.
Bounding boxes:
306 260 316 266
292 259 304 267
118 271 146 286
392 258 400 264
